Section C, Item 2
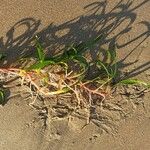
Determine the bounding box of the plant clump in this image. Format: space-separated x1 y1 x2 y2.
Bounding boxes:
0 35 149 106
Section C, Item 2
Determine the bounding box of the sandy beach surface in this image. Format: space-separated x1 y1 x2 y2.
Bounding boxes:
0 0 150 150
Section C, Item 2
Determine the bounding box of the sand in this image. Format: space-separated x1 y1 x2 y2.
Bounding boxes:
0 0 150 150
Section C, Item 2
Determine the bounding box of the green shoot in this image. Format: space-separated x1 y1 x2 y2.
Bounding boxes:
119 79 150 88
0 53 6 60
27 36 56 71
35 35 45 62
0 89 5 105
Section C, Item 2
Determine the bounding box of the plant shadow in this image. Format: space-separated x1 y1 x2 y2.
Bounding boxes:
0 0 149 81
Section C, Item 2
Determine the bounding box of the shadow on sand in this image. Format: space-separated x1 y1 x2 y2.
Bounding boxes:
0 0 149 78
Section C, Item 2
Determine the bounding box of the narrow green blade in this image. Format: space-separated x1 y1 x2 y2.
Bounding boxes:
0 53 6 60
35 36 45 62
0 90 4 105
27 60 55 70
74 56 89 72
120 79 149 87
96 60 110 77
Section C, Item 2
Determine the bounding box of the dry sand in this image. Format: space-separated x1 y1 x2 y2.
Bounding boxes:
0 0 150 150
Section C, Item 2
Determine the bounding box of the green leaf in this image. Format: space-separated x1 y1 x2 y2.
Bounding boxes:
47 87 70 95
74 42 86 53
35 36 45 62
62 45 78 60
74 56 89 72
0 53 6 60
27 60 55 70
96 60 110 78
110 49 117 63
0 90 5 105
120 79 149 87
105 49 117 65
105 50 111 64
68 56 89 79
